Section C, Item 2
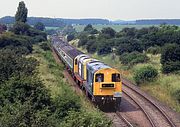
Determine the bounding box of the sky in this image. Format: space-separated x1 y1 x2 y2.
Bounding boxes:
0 0 180 20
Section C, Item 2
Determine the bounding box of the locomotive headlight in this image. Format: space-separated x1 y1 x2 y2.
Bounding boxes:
102 97 104 100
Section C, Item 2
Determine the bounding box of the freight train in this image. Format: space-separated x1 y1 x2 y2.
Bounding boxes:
51 35 122 110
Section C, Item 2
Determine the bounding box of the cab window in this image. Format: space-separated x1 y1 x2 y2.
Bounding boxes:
75 59 77 65
112 73 120 82
95 73 104 82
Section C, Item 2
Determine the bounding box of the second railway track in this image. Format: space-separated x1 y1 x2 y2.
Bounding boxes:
122 78 176 127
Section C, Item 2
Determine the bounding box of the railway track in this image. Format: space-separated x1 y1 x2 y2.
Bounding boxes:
122 78 176 127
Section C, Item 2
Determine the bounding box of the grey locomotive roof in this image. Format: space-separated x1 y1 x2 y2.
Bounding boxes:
87 61 111 74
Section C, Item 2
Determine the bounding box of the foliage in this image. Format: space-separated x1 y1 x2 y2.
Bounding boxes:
67 34 75 42
120 52 149 65
39 42 50 51
62 25 76 35
161 44 180 73
60 111 111 127
97 40 112 55
0 32 33 53
34 22 45 31
11 22 47 42
11 21 30 35
78 33 88 47
134 66 158 84
54 92 81 120
173 89 180 103
101 27 116 38
84 24 98 34
15 1 28 23
0 48 38 83
0 24 7 33
147 46 162 55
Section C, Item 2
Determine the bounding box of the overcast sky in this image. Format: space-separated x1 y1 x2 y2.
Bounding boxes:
0 0 180 20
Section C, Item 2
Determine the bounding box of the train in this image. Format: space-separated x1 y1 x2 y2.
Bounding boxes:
51 35 122 110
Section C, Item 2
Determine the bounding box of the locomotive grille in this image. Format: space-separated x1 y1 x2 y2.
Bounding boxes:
102 84 114 88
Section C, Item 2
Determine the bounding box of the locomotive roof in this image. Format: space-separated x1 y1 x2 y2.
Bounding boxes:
87 61 111 74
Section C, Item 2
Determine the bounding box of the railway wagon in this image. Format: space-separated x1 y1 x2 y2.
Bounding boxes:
51 36 122 109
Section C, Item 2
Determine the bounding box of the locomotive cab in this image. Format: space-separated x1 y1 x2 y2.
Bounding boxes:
86 61 122 109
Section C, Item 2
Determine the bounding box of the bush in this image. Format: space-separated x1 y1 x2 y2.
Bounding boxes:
60 110 112 127
147 46 161 55
120 52 149 65
67 34 75 42
39 42 50 51
54 90 81 119
161 44 180 73
134 66 158 84
173 89 180 103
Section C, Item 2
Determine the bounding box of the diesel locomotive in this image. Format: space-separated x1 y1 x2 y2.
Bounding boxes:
51 36 122 109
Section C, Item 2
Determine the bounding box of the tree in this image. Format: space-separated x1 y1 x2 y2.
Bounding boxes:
67 34 75 42
101 27 116 38
0 24 7 34
84 24 98 34
161 44 180 73
84 24 93 32
12 21 30 35
34 22 45 31
15 1 28 23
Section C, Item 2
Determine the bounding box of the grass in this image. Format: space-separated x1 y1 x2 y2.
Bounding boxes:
29 43 112 125
73 24 157 32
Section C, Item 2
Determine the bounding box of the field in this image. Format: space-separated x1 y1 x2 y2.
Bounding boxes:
73 24 157 32
45 26 59 30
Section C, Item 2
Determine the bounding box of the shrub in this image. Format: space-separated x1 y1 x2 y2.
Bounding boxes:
173 89 180 103
147 46 161 55
161 44 180 73
60 110 112 127
67 34 75 42
39 42 50 51
54 90 81 119
120 52 149 65
134 66 158 84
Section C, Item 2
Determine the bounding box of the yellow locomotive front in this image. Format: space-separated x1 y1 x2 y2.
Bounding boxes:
85 61 122 110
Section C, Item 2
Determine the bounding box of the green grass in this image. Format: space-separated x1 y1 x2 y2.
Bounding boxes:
73 24 157 32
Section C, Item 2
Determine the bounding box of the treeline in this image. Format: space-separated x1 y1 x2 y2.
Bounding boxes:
0 16 109 27
0 16 66 28
77 24 180 74
136 19 180 25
